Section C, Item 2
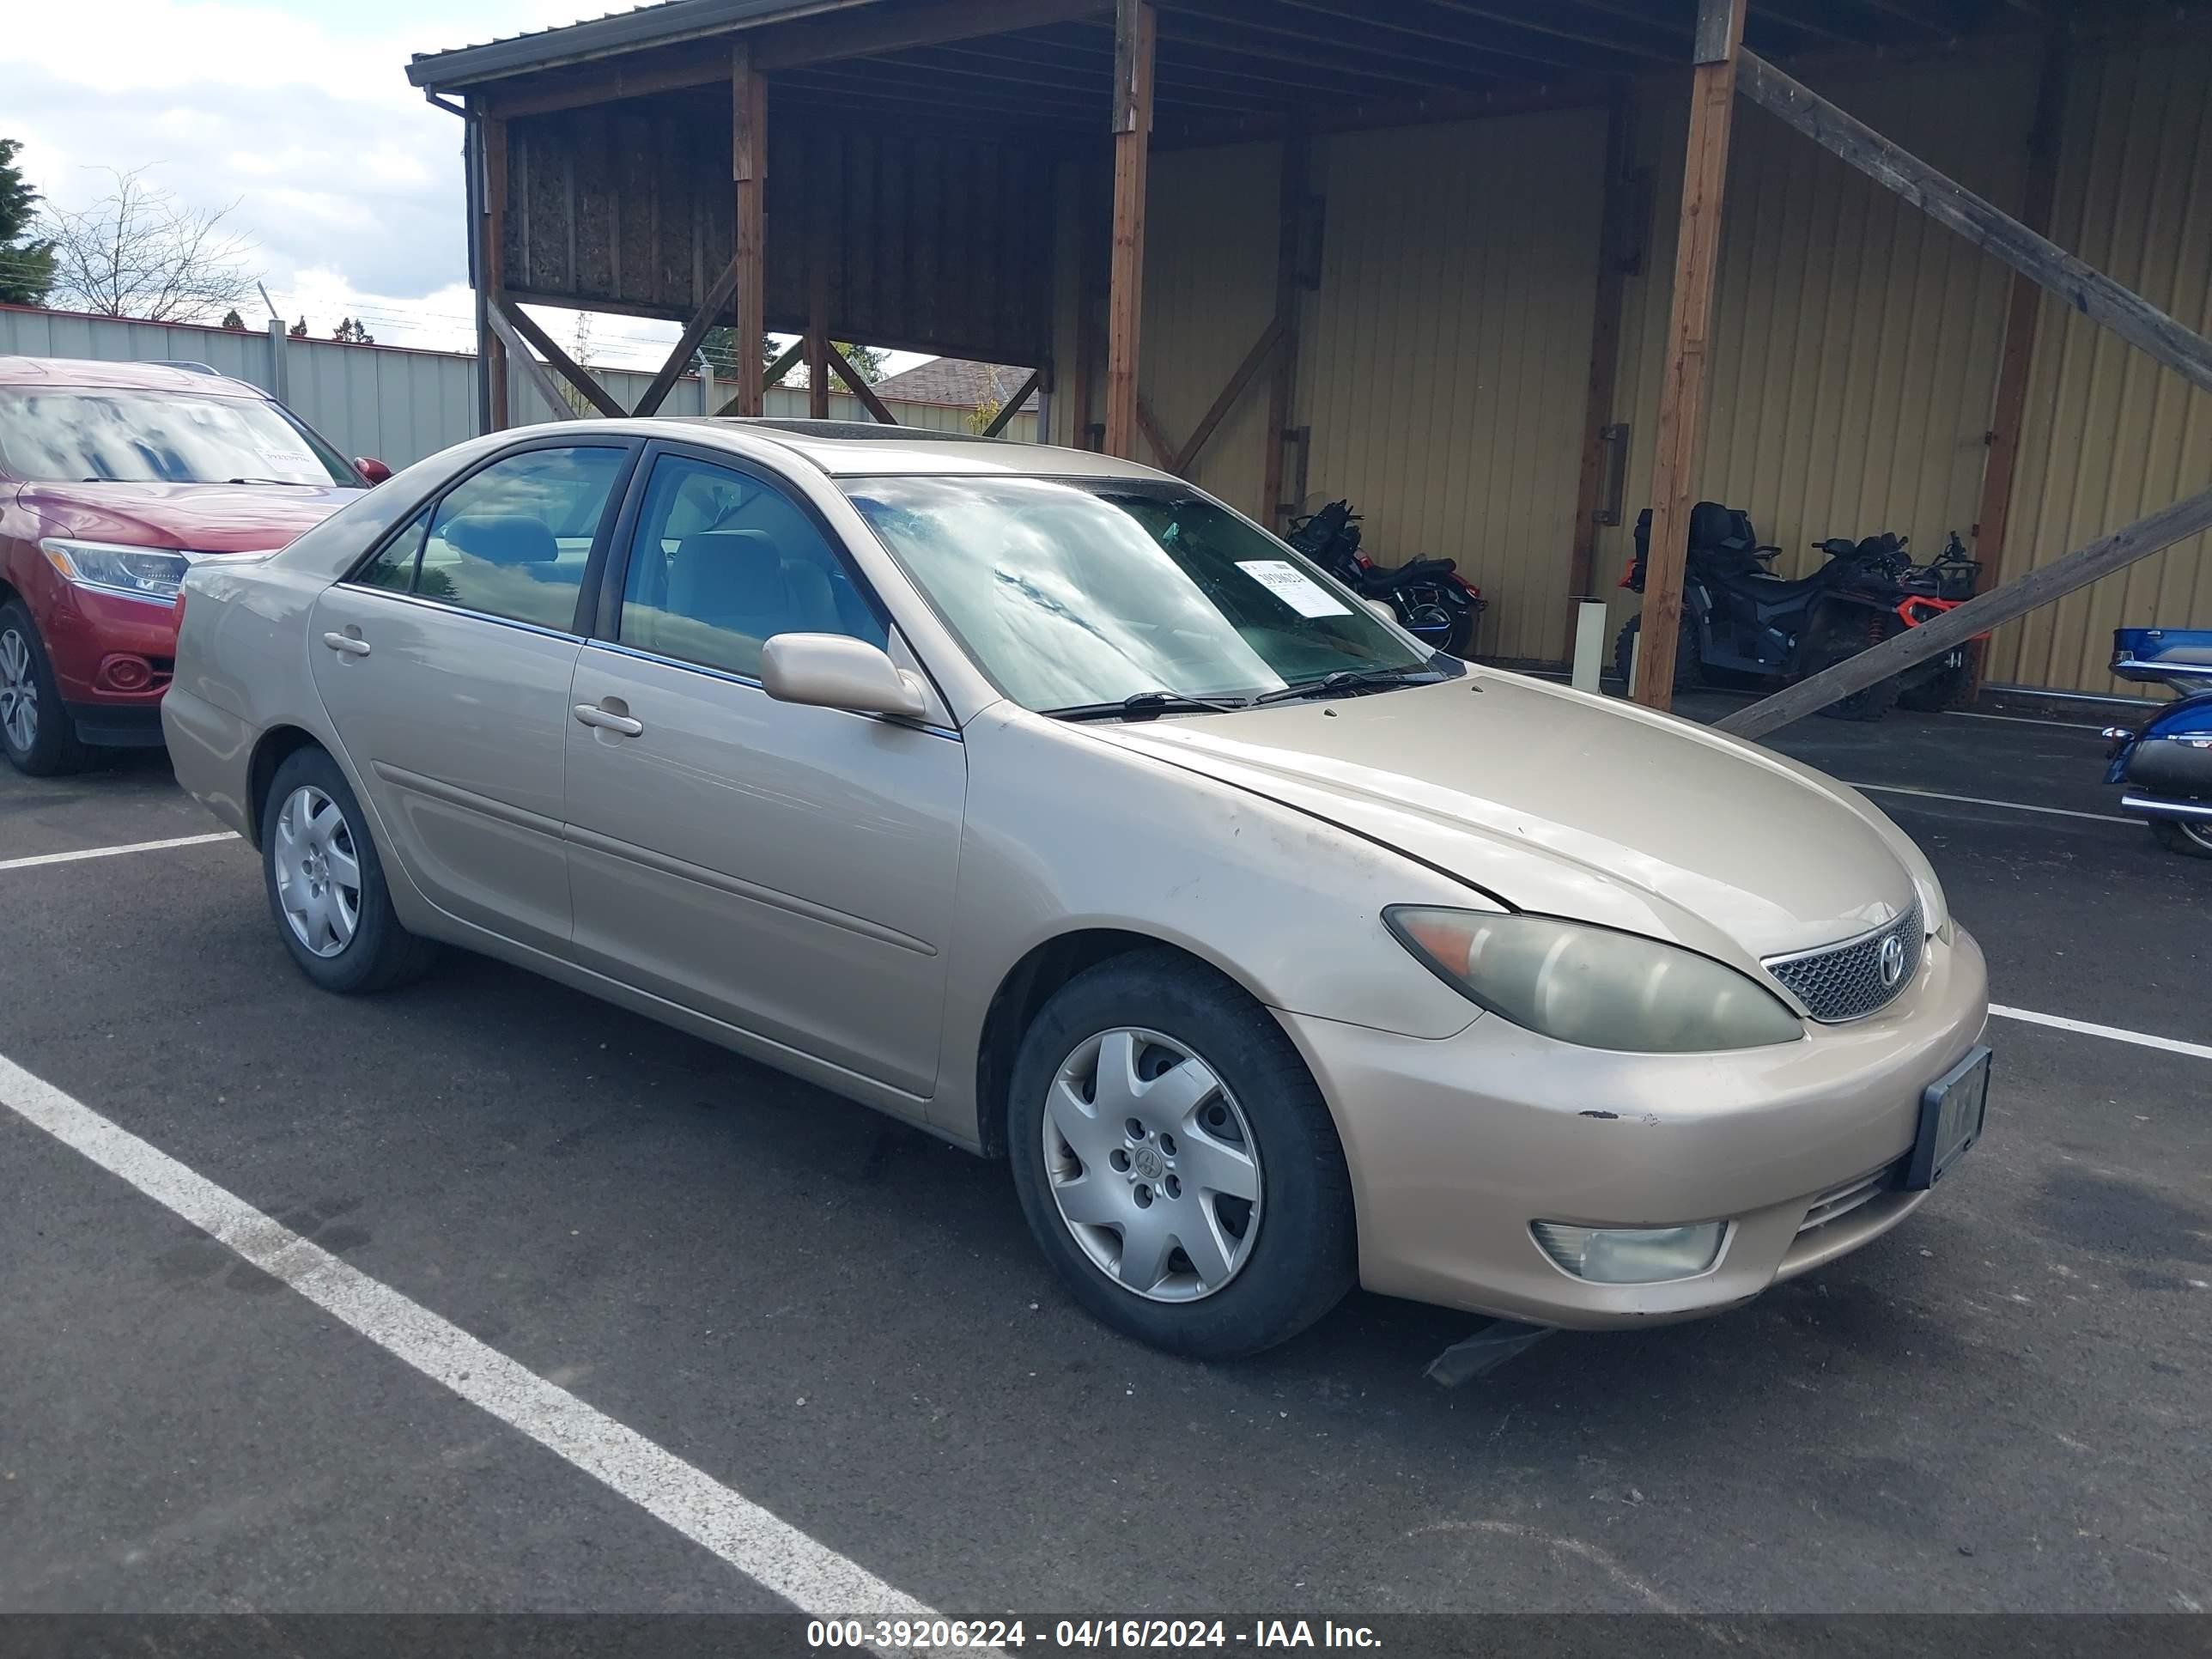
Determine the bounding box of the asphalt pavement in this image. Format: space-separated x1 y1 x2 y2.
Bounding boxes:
1 700 2207 1620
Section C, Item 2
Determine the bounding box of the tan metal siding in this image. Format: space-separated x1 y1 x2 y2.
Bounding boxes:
1293 109 1608 664
1985 31 2212 696
1601 56 2035 643
1137 143 1279 514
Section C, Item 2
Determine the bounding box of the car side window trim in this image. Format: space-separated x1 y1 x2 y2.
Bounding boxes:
580 635 962 742
335 434 642 639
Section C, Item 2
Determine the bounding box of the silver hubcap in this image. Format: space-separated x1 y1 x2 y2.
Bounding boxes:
2184 819 2212 853
0 628 36 753
272 785 362 958
1043 1027 1262 1304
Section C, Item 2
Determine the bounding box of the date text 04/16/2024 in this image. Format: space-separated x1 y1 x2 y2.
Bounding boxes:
805 1620 1384 1650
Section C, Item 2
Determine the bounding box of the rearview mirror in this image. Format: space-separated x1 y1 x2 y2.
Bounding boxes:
760 634 930 721
355 457 392 484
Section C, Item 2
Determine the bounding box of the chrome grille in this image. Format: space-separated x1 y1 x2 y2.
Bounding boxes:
1763 899 1923 1023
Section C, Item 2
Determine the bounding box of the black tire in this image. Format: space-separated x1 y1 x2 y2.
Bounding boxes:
1006 950 1357 1358
1440 602 1477 657
2150 819 2212 861
1898 660 1971 713
0 600 96 777
1612 611 1701 691
258 745 439 994
1804 610 1904 723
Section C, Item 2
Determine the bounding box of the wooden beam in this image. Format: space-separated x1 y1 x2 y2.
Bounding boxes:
714 337 806 416
1103 0 1155 459
1962 35 2067 700
1632 0 1747 711
481 114 511 432
757 0 1109 70
1735 50 2212 398
1567 84 1634 620
1171 318 1285 477
828 346 898 423
1261 132 1306 530
483 302 580 423
982 369 1042 438
1135 394 1176 471
481 54 727 120
632 255 744 416
1718 481 2212 740
490 294 627 417
807 173 831 419
732 42 769 417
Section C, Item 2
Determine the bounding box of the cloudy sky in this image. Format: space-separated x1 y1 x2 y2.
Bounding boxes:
5 0 922 374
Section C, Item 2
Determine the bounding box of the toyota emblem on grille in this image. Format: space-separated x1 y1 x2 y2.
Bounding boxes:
1878 933 1907 988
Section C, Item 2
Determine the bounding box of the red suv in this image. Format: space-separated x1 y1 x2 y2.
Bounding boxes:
0 356 387 775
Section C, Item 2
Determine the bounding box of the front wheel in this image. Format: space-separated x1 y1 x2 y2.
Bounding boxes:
260 746 439 993
0 600 95 777
1613 611 1701 691
1006 951 1356 1358
1802 611 1904 723
2151 818 2212 860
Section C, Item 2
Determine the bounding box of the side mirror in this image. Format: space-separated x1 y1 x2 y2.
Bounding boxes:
354 457 392 485
1362 598 1398 624
760 633 929 720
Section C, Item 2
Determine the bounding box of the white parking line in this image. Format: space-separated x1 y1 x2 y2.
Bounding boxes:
1990 1005 2212 1062
0 831 239 872
0 1050 943 1624
1847 782 2134 825
1941 709 2112 732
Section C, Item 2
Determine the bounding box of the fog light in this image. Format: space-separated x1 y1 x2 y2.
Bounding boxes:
98 654 155 691
1532 1221 1726 1285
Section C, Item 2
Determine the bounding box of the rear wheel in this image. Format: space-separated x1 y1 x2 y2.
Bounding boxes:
0 600 95 777
1006 951 1356 1358
2150 819 2212 860
1613 610 1701 691
1803 610 1904 723
259 746 439 993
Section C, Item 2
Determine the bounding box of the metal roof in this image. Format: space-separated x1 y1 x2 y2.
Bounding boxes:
406 0 838 90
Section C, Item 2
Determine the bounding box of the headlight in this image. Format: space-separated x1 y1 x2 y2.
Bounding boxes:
1384 906 1802 1052
40 538 197 605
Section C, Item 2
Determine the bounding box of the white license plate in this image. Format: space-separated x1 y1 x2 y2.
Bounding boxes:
1906 1046 1991 1189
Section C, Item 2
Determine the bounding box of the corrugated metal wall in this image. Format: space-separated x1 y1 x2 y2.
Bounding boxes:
1295 107 1609 664
1137 143 1279 514
1600 53 2036 642
0 307 1033 469
1984 28 2212 696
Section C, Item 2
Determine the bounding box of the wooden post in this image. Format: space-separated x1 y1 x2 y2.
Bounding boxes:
1567 86 1634 629
1261 132 1307 531
1632 0 1747 710
1103 0 1155 459
1963 41 2065 699
481 113 511 432
808 155 831 419
732 43 769 417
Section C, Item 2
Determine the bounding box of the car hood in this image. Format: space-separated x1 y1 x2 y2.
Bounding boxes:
1077 670 1922 964
18 480 361 554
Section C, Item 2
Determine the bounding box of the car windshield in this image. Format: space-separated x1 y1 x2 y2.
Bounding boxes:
0 388 356 486
842 475 1432 712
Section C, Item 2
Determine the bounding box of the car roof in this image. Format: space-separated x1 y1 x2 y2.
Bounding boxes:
627 416 1171 481
0 356 271 397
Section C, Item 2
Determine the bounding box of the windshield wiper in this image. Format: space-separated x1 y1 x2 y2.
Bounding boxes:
225 477 313 486
1048 690 1249 723
1251 666 1441 705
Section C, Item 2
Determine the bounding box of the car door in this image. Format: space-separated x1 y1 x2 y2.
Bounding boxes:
309 438 636 957
562 444 965 1097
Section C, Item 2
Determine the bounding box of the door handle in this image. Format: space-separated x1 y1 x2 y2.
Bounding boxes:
321 631 372 658
573 702 643 737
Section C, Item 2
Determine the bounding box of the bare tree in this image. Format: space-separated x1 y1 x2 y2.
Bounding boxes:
41 168 256 323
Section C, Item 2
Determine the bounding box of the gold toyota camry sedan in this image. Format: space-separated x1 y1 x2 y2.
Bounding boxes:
163 419 1991 1358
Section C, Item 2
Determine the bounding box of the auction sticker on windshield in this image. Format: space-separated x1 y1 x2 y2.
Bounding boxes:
1236 558 1352 618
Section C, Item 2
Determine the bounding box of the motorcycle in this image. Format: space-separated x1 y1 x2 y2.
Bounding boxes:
1615 506 1984 720
2102 627 2212 860
1285 499 1485 656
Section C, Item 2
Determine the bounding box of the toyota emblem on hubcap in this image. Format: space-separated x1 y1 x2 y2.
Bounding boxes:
1879 933 1907 988
1132 1144 1165 1181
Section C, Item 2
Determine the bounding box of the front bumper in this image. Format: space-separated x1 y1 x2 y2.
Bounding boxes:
1281 926 1989 1329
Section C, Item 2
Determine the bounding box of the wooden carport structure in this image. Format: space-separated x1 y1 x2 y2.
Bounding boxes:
407 0 2212 723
